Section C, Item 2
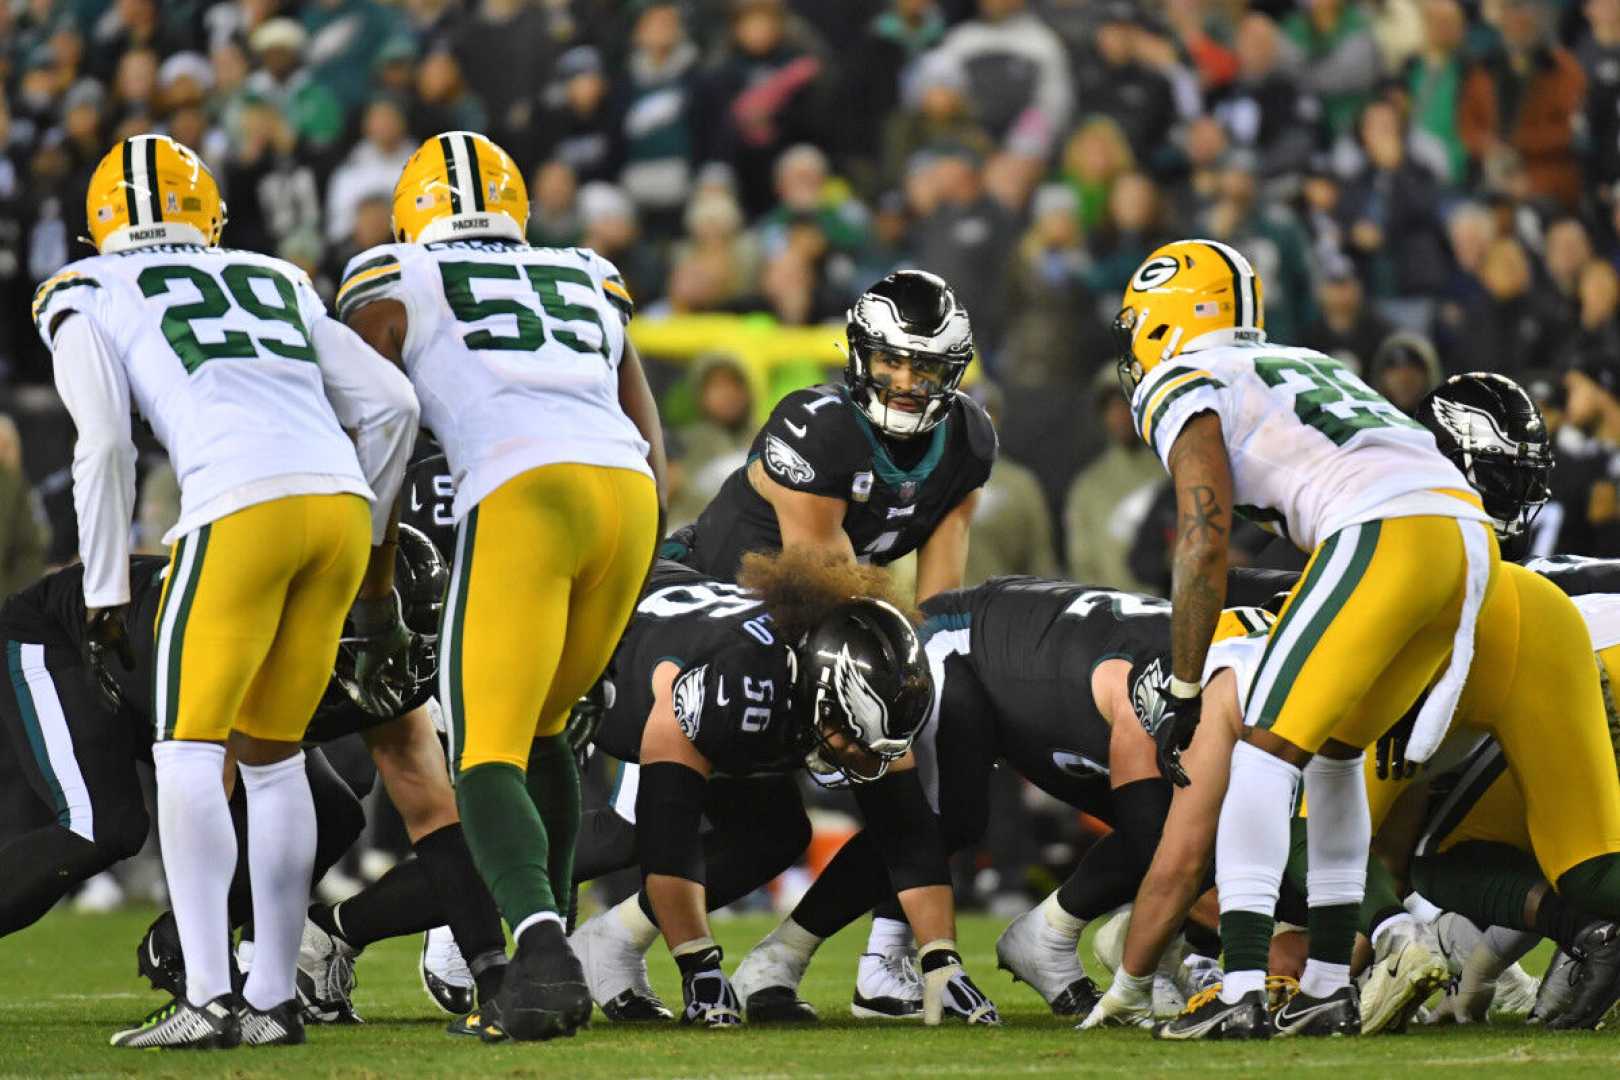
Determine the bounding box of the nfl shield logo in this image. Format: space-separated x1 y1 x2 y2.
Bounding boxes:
899 480 917 501
166 192 179 212
851 471 873 503
416 194 434 209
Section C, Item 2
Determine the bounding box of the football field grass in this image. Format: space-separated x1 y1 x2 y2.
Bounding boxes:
5 908 1620 1078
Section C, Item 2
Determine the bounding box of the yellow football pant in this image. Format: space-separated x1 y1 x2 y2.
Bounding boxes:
1249 506 1500 754
441 463 657 773
153 494 371 743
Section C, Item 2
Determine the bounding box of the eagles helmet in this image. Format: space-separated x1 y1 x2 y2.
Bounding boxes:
329 524 449 718
1417 372 1554 542
792 598 933 784
845 270 974 437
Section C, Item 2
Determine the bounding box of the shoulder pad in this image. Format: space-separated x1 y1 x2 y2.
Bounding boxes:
757 386 866 493
33 264 106 346
955 393 999 465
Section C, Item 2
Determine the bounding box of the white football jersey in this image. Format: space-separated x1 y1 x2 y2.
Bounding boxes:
337 239 651 521
33 244 371 525
1130 339 1487 551
1569 593 1620 651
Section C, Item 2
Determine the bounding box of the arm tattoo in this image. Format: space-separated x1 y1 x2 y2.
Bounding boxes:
1179 485 1226 544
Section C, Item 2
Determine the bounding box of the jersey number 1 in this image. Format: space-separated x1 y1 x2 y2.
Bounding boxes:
138 264 315 373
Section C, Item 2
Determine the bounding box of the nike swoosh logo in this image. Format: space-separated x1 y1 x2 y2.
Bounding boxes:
1276 998 1343 1029
716 678 730 707
784 420 807 438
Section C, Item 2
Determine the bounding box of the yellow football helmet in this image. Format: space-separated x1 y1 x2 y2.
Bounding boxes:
392 131 528 245
86 134 225 253
1114 238 1265 393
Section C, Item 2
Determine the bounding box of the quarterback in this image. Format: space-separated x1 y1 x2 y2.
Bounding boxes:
38 135 418 1048
340 130 665 1041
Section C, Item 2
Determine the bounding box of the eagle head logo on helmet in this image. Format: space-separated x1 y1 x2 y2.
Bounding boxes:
1418 372 1554 542
845 270 974 438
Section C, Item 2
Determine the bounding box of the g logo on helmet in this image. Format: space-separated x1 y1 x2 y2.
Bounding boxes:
1130 256 1181 292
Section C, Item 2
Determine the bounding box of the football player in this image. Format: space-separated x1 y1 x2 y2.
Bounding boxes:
564 550 999 1029
665 268 995 604
38 135 419 1048
726 577 1265 1022
339 130 665 1042
1110 240 1501 1039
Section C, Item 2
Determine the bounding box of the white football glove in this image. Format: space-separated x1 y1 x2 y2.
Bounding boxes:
1078 976 1155 1030
919 940 999 1026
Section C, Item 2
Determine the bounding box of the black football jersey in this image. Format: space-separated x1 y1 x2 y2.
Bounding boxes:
593 561 803 777
0 556 169 729
921 576 1172 797
400 434 457 558
1524 555 1620 597
677 385 996 579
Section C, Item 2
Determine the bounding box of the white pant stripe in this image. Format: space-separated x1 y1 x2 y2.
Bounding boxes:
153 532 200 742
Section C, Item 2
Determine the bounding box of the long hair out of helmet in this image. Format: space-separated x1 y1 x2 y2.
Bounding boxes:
1417 372 1554 541
845 270 973 438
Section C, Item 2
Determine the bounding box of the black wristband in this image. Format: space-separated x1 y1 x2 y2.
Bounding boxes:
853 769 951 892
636 761 709 883
919 948 962 975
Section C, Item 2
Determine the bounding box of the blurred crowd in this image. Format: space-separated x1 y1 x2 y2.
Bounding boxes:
8 0 1620 603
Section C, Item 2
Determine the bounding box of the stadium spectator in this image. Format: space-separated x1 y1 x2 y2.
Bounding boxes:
243 17 344 152
0 415 48 598
1563 352 1620 553
961 381 1059 585
1064 370 1165 593
1581 0 1620 187
1301 252 1395 373
1567 257 1620 359
527 159 582 249
933 0 1073 158
1461 0 1587 209
302 0 397 115
537 46 618 187
1368 330 1444 415
667 353 755 529
1285 0 1385 137
1080 3 1179 162
323 95 411 246
222 96 321 260
1201 154 1317 342
453 0 559 169
1340 98 1451 303
849 0 949 167
1407 0 1473 185
1459 236 1562 377
1059 115 1136 234
579 180 663 305
881 49 994 190
1215 12 1320 178
409 47 487 144
672 187 760 306
910 145 1017 356
617 1 701 237
1000 183 1106 390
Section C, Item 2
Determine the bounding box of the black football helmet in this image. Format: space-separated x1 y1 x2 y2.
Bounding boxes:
1417 372 1554 542
327 524 450 719
845 270 973 437
790 598 933 784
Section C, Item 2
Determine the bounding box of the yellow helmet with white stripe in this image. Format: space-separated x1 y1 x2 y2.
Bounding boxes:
392 130 528 245
1114 238 1265 393
86 135 225 253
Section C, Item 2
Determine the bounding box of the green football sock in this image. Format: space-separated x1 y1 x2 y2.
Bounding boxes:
1557 852 1620 923
526 735 581 920
1411 841 1540 932
456 762 556 930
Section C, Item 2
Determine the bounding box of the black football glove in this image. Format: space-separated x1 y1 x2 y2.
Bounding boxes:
919 941 1000 1025
1374 699 1423 781
346 592 413 718
84 605 135 714
1131 659 1201 788
565 678 615 768
674 943 741 1028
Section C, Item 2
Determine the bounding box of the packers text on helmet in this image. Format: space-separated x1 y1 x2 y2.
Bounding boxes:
86 135 225 253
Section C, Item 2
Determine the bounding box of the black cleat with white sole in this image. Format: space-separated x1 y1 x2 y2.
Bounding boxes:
1047 976 1102 1017
1154 988 1272 1041
111 994 241 1049
601 987 675 1022
488 921 593 1041
1271 985 1358 1037
237 999 306 1046
1549 922 1620 1030
136 911 187 1000
744 986 820 1023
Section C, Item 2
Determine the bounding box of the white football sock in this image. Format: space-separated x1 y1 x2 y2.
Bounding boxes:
767 917 824 961
1371 912 1415 949
1216 742 1300 1005
239 752 317 1010
1304 753 1369 910
153 741 236 1007
1040 890 1086 939
614 894 661 951
867 915 914 954
1300 958 1351 997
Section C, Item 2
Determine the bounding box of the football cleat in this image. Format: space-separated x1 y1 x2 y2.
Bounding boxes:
237 999 306 1046
1491 961 1540 1020
489 922 592 1041
1360 919 1449 1034
1154 986 1272 1041
995 906 1098 1016
569 911 671 1021
1089 905 1131 974
421 926 475 1016
1547 922 1620 1030
852 945 923 1020
1530 949 1576 1025
1272 984 1359 1038
110 994 241 1049
1077 980 1155 1029
732 936 817 1022
1176 955 1225 1001
136 911 187 1000
295 918 360 1024
448 1001 507 1041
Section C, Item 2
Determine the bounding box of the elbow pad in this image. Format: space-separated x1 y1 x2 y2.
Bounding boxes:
635 761 708 884
854 769 950 892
